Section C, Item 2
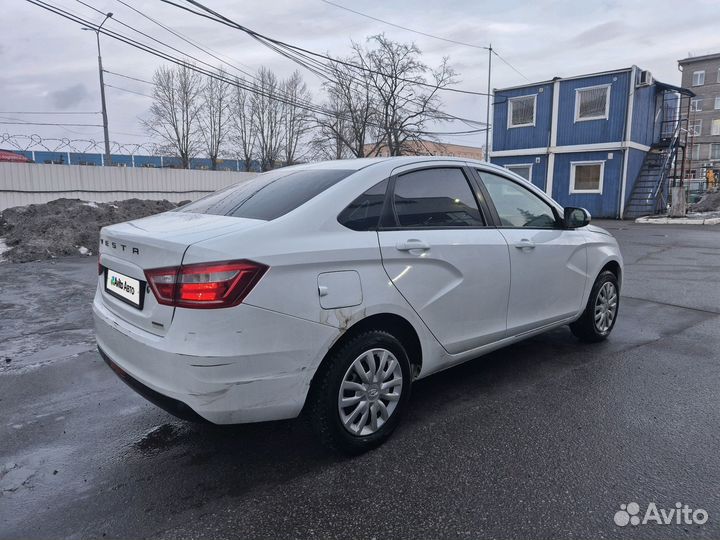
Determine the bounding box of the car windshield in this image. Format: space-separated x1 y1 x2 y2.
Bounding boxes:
179 168 354 221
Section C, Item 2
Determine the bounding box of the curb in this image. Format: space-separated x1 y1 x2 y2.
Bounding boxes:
635 216 720 225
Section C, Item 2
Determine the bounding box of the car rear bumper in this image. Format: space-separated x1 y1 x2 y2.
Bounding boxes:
93 291 338 424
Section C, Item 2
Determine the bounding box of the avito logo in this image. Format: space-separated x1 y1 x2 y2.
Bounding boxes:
614 502 708 527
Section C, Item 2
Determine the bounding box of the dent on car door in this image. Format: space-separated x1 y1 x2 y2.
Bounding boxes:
377 166 510 355
477 171 588 335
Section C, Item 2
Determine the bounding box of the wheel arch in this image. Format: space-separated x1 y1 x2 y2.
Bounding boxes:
311 312 424 390
599 258 622 289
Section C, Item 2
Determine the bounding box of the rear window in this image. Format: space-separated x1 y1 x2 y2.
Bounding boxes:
179 168 354 221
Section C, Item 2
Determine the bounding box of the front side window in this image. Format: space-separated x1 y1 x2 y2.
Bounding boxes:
689 120 702 137
691 98 703 112
337 179 388 231
505 164 532 182
391 168 484 228
575 85 610 121
180 168 353 220
570 162 604 193
508 95 536 128
692 70 705 86
479 172 558 229
715 96 720 110
711 144 720 160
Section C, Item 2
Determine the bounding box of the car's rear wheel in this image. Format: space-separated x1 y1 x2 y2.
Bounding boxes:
570 270 619 342
308 330 412 455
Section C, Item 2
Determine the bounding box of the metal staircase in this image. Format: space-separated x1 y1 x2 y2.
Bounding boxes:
623 127 681 219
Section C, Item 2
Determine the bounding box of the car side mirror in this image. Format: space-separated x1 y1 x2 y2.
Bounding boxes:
563 207 591 228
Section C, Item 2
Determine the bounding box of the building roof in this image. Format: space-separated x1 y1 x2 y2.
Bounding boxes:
494 65 688 96
494 67 634 93
678 52 720 65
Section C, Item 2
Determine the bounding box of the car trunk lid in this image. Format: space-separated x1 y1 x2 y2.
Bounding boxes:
98 211 265 335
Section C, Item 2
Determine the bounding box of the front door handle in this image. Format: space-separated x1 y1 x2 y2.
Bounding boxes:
396 239 430 251
515 239 536 249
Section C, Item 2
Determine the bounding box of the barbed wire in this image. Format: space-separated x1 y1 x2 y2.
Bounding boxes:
0 133 156 156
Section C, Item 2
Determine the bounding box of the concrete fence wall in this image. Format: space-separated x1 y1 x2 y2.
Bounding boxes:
0 163 257 211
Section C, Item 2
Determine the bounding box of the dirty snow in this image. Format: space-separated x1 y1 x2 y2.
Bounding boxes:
0 238 9 262
0 198 177 263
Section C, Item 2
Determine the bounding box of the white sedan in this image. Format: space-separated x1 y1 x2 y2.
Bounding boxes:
94 157 622 454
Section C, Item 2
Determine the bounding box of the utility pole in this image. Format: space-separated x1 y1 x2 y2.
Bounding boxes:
485 43 492 162
83 13 113 166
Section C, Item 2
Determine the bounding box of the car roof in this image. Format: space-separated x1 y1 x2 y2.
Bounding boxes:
286 155 495 172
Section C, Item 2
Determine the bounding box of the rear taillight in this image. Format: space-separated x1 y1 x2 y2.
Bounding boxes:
144 260 268 309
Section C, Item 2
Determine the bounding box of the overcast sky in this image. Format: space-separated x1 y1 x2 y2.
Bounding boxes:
1 0 718 155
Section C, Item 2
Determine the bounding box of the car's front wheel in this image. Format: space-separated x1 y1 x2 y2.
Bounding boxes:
570 270 620 342
308 330 412 455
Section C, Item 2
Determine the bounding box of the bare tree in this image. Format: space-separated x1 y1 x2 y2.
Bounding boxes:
317 48 382 158
281 71 313 165
144 63 203 168
230 77 256 171
199 68 232 170
310 92 353 161
251 67 284 171
354 34 457 156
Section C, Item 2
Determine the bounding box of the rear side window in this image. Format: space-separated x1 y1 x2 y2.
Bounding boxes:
180 169 354 221
337 179 388 231
391 168 484 228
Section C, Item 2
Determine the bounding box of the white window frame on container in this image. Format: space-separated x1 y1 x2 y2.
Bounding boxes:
574 84 611 122
504 163 533 182
711 143 720 160
507 94 537 128
692 71 705 86
690 98 703 112
689 119 702 137
570 160 605 194
712 118 720 136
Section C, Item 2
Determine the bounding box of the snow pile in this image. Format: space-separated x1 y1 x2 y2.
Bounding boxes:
0 198 179 263
689 191 720 213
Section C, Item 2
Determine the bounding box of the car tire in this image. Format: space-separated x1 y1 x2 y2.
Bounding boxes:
570 270 620 343
308 329 412 456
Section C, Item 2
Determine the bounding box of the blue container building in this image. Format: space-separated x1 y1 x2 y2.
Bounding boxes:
490 66 694 218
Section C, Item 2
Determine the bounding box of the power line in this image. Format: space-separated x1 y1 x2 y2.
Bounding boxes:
163 0 492 97
322 0 530 83
320 0 490 51
104 83 153 99
0 111 100 115
492 50 530 82
104 70 153 85
28 0 485 138
112 0 260 82
0 121 104 127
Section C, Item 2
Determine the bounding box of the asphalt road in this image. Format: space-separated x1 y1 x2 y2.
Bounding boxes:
1 220 720 540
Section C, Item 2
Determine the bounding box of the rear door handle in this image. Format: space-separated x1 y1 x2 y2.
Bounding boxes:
515 239 536 249
396 239 430 251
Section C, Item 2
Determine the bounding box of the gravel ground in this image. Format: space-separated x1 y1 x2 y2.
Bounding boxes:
0 198 183 263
